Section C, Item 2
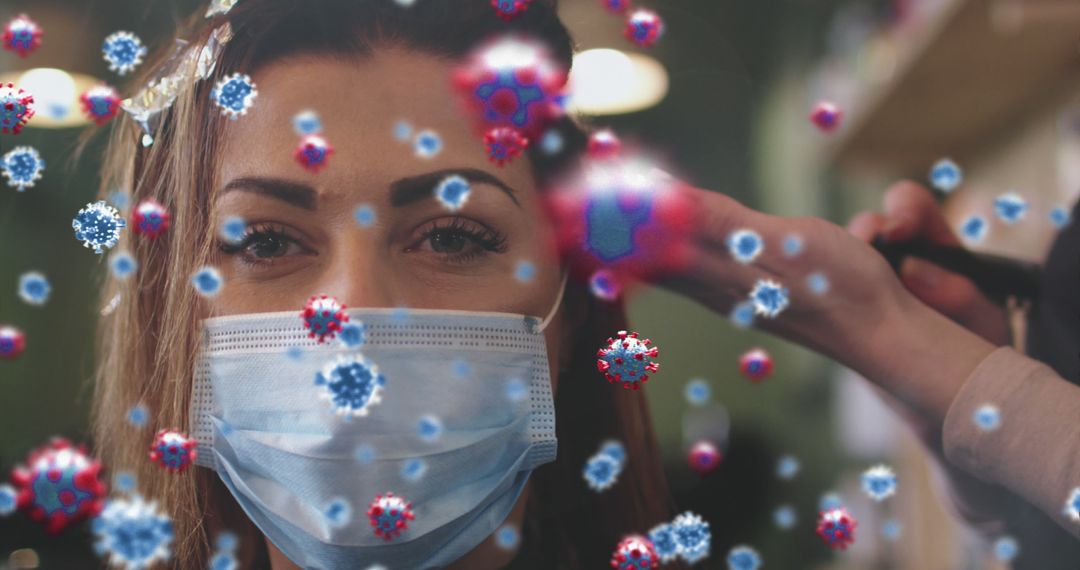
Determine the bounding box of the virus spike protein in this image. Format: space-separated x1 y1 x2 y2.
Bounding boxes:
301 295 349 343
596 330 660 389
610 535 659 569
0 83 35 134
816 507 857 550
366 493 415 541
148 429 197 473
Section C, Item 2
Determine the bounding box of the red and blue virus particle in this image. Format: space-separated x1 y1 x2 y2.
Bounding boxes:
367 493 415 541
434 175 473 211
491 0 531 20
2 146 45 191
994 192 1028 224
749 279 789 318
727 545 762 570
452 35 567 137
102 31 147 76
601 0 630 13
192 266 224 297
727 229 763 264
292 109 322 136
3 15 42 58
0 83 35 134
929 158 962 194
596 330 660 389
315 354 386 418
861 464 897 502
18 271 50 306
588 269 622 301
624 9 665 48
294 134 334 172
1063 487 1080 523
79 85 121 125
302 295 349 343
583 451 623 492
0 325 26 360
973 403 1001 431
647 523 679 563
610 535 659 569
738 348 773 383
587 129 622 160
672 511 711 563
810 101 842 132
211 73 258 119
0 483 17 515
148 429 197 473
484 126 529 166
414 129 443 159
92 494 174 569
11 438 107 533
687 440 722 476
73 200 126 254
959 215 988 243
816 507 857 550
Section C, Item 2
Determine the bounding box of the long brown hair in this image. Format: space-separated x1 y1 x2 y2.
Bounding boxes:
91 1 674 567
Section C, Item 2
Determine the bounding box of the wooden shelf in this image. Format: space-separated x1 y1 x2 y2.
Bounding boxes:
827 0 1080 173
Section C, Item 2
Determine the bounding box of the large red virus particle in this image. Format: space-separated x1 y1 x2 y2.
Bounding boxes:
0 325 26 360
367 492 415 541
484 126 529 166
3 15 43 58
597 330 659 389
11 438 107 533
624 9 664 48
80 85 121 125
610 535 659 569
687 440 722 476
816 507 857 550
0 83 35 134
302 295 349 343
149 429 197 473
132 199 171 239
738 348 774 383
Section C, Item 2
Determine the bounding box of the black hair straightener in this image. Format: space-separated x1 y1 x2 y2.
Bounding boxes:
871 236 1042 305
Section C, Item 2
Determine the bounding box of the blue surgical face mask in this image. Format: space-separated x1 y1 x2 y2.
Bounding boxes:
190 279 565 569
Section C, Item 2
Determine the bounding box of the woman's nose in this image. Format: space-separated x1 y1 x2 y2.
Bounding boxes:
318 239 396 309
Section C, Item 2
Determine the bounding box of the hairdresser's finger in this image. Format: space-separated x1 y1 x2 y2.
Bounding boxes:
880 181 962 246
687 185 776 254
900 257 1010 344
846 211 887 242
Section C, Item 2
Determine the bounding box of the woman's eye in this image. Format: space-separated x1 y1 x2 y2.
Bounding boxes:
427 229 471 254
409 218 508 263
218 224 307 264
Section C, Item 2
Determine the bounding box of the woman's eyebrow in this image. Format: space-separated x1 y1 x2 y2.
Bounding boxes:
221 177 317 210
390 168 521 208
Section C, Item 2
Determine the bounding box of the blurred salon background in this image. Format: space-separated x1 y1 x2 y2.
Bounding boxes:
2 0 1078 567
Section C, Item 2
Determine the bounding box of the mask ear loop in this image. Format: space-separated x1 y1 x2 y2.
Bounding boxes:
531 270 569 333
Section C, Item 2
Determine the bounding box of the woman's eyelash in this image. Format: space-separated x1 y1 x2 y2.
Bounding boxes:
217 223 295 255
419 217 509 253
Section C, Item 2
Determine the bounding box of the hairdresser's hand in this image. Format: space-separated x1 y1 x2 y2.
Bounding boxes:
846 181 1011 347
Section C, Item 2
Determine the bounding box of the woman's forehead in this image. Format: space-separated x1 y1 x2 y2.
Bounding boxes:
216 48 537 201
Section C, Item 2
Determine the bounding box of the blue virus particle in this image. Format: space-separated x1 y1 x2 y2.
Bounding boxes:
452 357 472 379
215 531 239 553
777 454 800 480
417 415 443 442
993 536 1019 562
211 73 258 119
750 279 789 318
434 174 471 211
514 260 536 283
113 471 136 493
584 189 653 263
818 492 843 511
354 444 376 465
393 120 413 141
292 110 322 136
505 377 528 403
727 229 763 264
284 346 304 361
1063 487 1080 522
17 271 50 306
191 266 223 297
2 146 44 191
414 129 443 158
494 524 520 550
929 158 963 193
729 300 756 329
354 204 376 228
127 404 148 428
338 322 367 348
959 215 988 243
210 551 238 570
726 545 761 570
806 271 829 295
107 190 130 211
648 523 679 563
324 498 352 529
102 31 147 76
881 518 902 541
773 504 796 530
671 511 711 564
1050 206 1071 229
861 464 897 501
220 216 246 245
110 251 137 280
92 494 174 570
315 354 387 418
0 483 16 516
73 200 126 254
583 452 623 492
782 233 803 257
401 458 427 482
599 440 627 465
994 193 1028 224
685 378 711 406
973 403 1001 431
540 129 564 155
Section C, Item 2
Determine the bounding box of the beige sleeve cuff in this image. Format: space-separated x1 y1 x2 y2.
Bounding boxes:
942 345 1080 537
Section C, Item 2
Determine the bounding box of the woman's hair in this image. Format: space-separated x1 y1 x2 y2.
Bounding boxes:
91 1 674 567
